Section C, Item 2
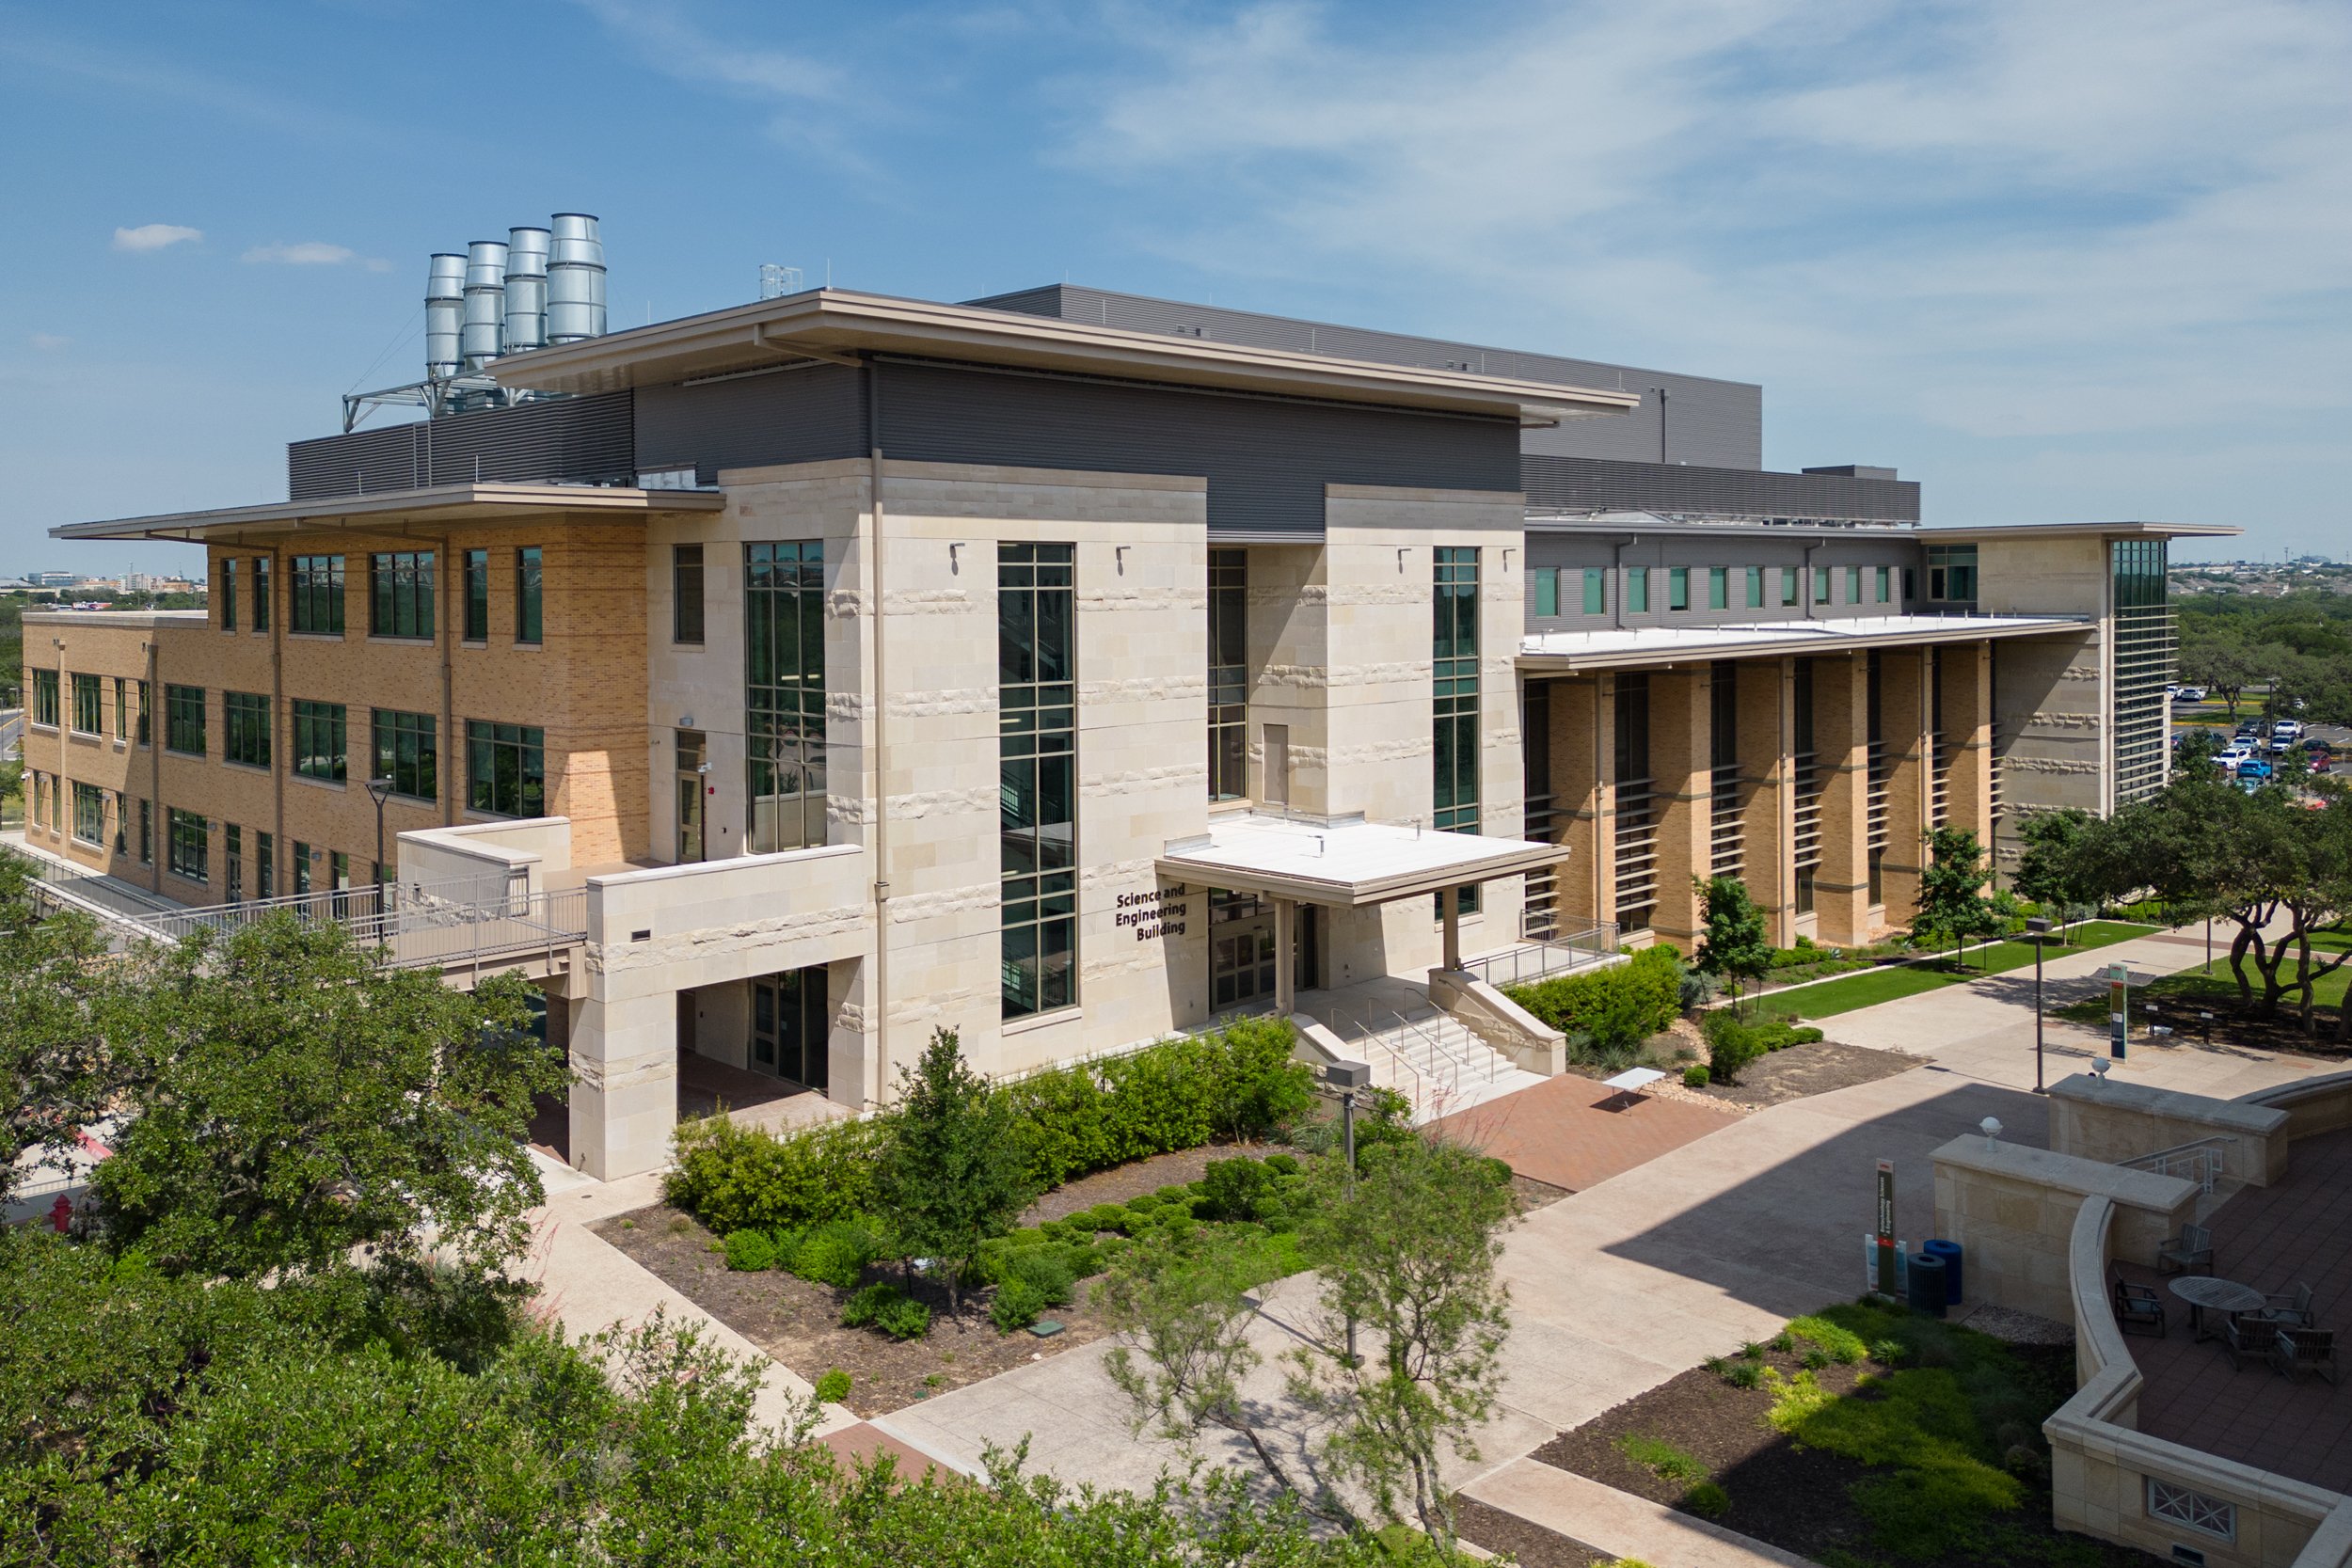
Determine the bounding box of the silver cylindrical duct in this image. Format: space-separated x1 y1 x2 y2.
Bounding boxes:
461 240 510 372
424 252 466 380
546 212 605 342
502 226 550 353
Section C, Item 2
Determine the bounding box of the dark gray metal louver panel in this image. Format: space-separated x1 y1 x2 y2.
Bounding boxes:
1522 454 1919 524
633 364 866 484
288 392 637 499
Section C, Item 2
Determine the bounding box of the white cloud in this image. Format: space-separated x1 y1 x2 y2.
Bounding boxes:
243 241 358 265
29 333 71 352
571 0 840 102
112 223 202 252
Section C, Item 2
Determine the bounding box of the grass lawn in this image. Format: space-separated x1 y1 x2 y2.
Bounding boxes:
1756 921 2157 1021
2055 957 2352 1028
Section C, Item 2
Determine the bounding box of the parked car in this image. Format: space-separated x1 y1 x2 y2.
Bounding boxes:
2274 719 2303 742
2237 757 2274 782
2312 752 2333 774
2175 686 2206 702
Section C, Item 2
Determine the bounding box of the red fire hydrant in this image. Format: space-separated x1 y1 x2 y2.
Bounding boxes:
50 1194 73 1234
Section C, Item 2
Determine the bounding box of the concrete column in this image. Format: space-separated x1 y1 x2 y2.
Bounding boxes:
1735 658 1795 947
1880 650 1931 924
1275 896 1298 1013
1944 641 1995 851
1547 677 1613 930
1813 653 1873 945
1645 667 1714 950
567 989 678 1180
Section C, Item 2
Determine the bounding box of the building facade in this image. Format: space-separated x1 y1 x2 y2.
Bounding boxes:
17 286 2220 1179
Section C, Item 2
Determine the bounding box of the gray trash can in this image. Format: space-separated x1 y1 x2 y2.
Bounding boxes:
1907 1252 1947 1318
1923 1239 1963 1305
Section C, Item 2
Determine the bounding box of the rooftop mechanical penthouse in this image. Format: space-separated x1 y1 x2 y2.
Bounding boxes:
16 255 2230 1180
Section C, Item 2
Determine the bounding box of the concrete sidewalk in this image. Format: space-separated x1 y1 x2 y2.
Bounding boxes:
1463 1459 1814 1568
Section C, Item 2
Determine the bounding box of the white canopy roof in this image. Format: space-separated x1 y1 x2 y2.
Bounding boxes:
1518 611 2089 671
1156 812 1565 906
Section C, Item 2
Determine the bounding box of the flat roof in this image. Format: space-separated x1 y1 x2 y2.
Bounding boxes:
1526 510 1917 539
1157 812 1566 905
1916 520 2241 542
1519 612 2090 672
51 482 725 544
23 609 207 627
485 288 1642 427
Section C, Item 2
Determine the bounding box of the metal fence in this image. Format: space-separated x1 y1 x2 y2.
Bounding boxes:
1458 920 1622 989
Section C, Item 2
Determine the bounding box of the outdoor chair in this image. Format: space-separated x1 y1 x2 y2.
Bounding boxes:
2270 1326 2338 1386
2113 1275 2168 1338
2157 1224 2215 1277
2218 1311 2268 1370
2259 1282 2316 1329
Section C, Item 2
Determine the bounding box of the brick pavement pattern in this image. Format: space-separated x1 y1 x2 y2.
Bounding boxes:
1427 1070 1742 1192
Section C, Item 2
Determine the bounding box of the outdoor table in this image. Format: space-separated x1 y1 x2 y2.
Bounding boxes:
2169 1276 2265 1342
1599 1067 1667 1110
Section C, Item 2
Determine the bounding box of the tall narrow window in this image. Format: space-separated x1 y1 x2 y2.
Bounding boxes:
1582 567 1606 615
220 559 237 630
72 782 104 846
294 841 312 895
675 729 707 862
225 825 244 903
30 670 57 728
1435 546 1481 915
1532 566 1558 619
252 556 270 630
135 680 150 744
1781 567 1799 607
673 544 706 644
1875 565 1891 604
1708 566 1728 610
1846 565 1863 606
167 809 209 884
224 691 271 768
515 546 543 644
1747 566 1765 609
745 541 827 851
1668 566 1690 611
256 831 274 899
1628 567 1651 614
464 548 489 641
114 677 127 739
292 700 347 782
1000 543 1077 1019
72 674 102 736
165 685 206 755
1814 565 1834 605
291 554 345 635
1207 547 1248 800
370 550 435 639
138 800 151 863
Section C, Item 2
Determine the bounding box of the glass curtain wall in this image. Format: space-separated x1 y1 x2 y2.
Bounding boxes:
1207 548 1248 800
1000 544 1076 1019
744 541 827 853
2111 539 2172 805
1433 546 1480 915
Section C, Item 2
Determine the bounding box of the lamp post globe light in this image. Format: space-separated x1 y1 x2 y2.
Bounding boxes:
365 775 394 907
2025 915 2053 1093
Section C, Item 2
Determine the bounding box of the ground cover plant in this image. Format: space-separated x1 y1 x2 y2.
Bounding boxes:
1751 921 2156 1022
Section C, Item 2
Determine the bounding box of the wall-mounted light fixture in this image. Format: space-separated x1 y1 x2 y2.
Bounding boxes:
1116 545 1130 574
1502 547 1515 571
1397 547 1409 573
948 542 964 574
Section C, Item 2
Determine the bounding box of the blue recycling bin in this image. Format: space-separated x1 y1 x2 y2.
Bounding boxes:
1922 1239 1963 1305
1906 1252 1948 1318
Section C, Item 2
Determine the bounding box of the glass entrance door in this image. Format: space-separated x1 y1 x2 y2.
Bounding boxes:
675 729 707 863
1209 890 1276 1012
751 965 830 1090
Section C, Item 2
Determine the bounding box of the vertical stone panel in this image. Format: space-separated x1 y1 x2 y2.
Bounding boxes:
1645 668 1712 948
1813 652 1872 944
1945 640 1995 851
1881 649 1930 922
1735 657 1794 947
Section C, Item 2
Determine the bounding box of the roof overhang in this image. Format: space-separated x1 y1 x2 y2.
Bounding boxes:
1915 520 2242 542
485 288 1641 428
1518 612 2093 673
50 482 725 544
1156 812 1566 906
1526 511 1919 539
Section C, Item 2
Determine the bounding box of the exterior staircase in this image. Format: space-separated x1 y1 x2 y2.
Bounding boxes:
1338 1002 1549 1124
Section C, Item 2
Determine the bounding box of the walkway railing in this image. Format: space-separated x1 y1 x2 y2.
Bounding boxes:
2121 1135 2238 1196
1463 920 1621 989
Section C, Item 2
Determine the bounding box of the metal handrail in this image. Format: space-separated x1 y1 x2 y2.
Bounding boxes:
2121 1135 2238 1195
1352 1017 1428 1116
1465 921 1621 987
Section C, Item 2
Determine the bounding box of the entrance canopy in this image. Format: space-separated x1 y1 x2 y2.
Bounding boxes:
1157 811 1565 907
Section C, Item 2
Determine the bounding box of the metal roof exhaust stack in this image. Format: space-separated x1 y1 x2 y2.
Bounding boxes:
547 213 605 344
423 253 466 380
502 226 550 354
461 239 510 372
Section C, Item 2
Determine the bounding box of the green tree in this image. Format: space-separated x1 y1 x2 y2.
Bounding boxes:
1692 875 1773 1016
1287 1139 1518 1554
1914 827 2000 968
93 915 561 1282
878 1027 1039 1310
2010 809 2097 936
0 857 129 1208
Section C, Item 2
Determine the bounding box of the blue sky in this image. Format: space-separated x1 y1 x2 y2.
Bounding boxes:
3 0 2346 574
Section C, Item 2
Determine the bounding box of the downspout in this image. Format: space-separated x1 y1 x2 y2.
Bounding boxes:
866 360 892 1111
1803 541 1822 621
269 546 286 894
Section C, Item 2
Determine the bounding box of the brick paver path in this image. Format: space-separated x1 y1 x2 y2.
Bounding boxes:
1428 1071 1740 1191
2122 1126 2352 1490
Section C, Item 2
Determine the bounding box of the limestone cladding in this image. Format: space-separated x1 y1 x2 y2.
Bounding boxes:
1930 1137 2196 1325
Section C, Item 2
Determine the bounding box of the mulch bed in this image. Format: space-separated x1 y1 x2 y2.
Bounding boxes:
1019 1139 1284 1225
1452 1497 1609 1567
1694 1037 1920 1109
595 1205 1112 1418
1530 1342 2156 1568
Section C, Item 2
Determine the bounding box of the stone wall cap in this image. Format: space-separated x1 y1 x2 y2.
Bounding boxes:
1932 1135 2199 1211
2048 1072 2289 1136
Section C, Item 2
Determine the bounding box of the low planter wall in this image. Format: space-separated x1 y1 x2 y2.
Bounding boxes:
1931 1138 2197 1323
1427 968 1565 1076
2237 1070 2352 1144
2048 1073 2290 1187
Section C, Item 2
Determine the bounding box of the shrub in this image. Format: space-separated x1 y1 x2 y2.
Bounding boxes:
1263 1152 1300 1177
990 1276 1047 1332
1720 1358 1765 1389
1505 944 1685 1056
1682 1064 1710 1087
665 1114 887 1236
721 1228 776 1273
1200 1155 1278 1221
1702 1009 1768 1085
1682 1481 1729 1519
998 1247 1076 1307
792 1219 885 1289
813 1368 852 1404
841 1282 931 1339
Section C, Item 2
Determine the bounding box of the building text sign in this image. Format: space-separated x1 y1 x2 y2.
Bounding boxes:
1117 888 1188 942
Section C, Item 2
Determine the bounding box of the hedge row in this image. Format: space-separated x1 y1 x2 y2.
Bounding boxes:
662 1017 1317 1237
1504 944 1686 1051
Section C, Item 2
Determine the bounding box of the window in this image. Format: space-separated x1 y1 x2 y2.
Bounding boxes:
256 831 274 899
746 541 827 850
30 669 57 728
1582 567 1606 615
291 554 346 635
167 808 208 884
220 558 237 631
225 825 243 902
1747 566 1765 609
137 800 151 864
1668 565 1690 611
2112 539 2171 806
252 556 270 631
464 548 489 641
1532 566 1558 619
1814 565 1834 604
370 550 436 639
165 685 206 755
224 691 271 768
292 700 347 782
1846 565 1863 605
72 673 102 736
675 730 707 862
294 841 311 895
1903 566 1917 601
72 782 103 846
373 709 437 800
135 680 150 744
113 677 127 740
1207 547 1248 801
1781 566 1799 607
112 790 127 853
1926 544 1979 604
466 721 545 817
515 546 543 644
1875 565 1891 604
1000 543 1077 1019
1708 566 1728 610
2147 1480 2234 1543
1435 546 1481 915
1628 567 1650 614
673 544 706 644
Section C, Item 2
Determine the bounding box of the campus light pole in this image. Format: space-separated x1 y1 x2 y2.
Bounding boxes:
366 776 393 911
1326 1059 1371 1368
2026 916 2053 1093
